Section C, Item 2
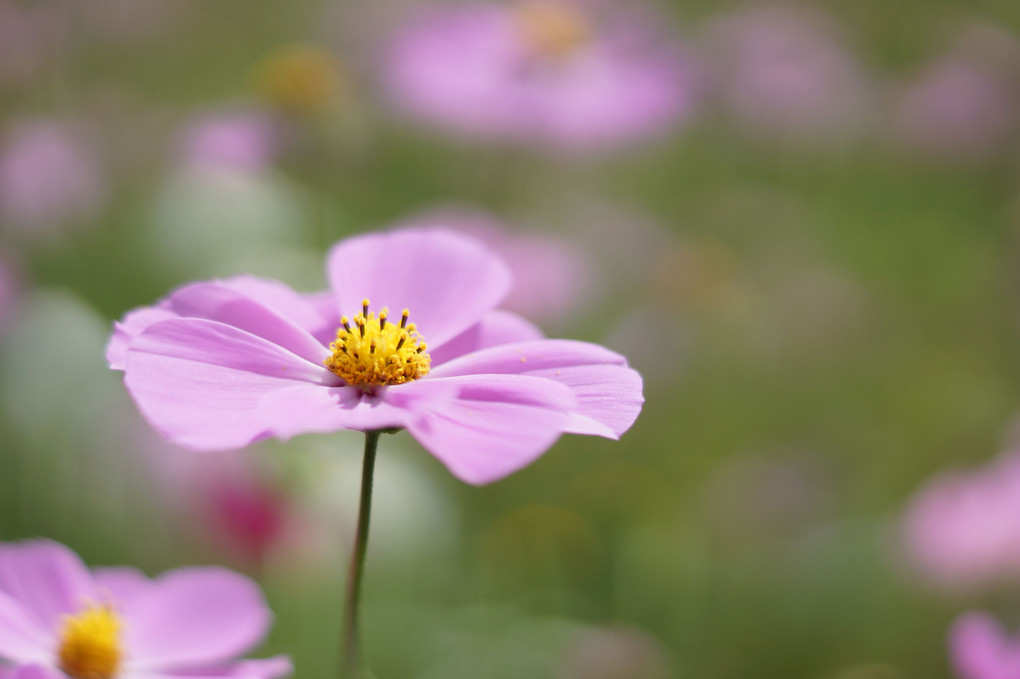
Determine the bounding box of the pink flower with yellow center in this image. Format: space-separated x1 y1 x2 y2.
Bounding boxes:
107 228 643 485
0 539 290 679
381 0 695 153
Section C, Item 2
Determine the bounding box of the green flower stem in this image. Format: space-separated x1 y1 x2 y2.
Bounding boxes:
342 429 380 679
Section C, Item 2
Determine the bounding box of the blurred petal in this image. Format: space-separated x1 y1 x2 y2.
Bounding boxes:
950 613 1020 679
326 228 512 349
123 319 337 451
135 655 293 679
406 374 574 484
6 665 65 679
431 340 643 438
0 539 95 634
126 568 271 671
93 567 150 614
0 592 52 663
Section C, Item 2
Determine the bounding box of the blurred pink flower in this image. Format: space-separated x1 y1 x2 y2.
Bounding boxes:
950 613 1020 679
152 449 306 569
382 1 696 153
903 452 1020 592
892 53 1017 163
405 206 593 326
107 227 643 485
0 539 290 679
0 122 105 232
703 4 873 145
177 111 279 174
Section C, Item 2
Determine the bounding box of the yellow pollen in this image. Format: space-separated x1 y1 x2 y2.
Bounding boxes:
324 300 431 386
514 1 591 58
58 604 122 679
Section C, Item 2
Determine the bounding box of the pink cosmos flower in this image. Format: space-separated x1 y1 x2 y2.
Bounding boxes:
107 228 643 485
382 0 695 153
0 539 290 679
950 613 1020 679
902 451 1020 592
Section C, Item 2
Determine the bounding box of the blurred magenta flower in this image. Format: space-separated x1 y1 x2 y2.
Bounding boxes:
406 206 593 326
0 539 290 679
903 452 1020 592
702 4 873 145
382 1 695 153
0 122 105 232
178 112 279 174
107 228 643 484
950 613 1020 679
892 47 1017 162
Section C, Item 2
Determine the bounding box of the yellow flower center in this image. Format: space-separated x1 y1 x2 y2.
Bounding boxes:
58 604 122 679
514 1 591 58
324 299 431 387
253 44 345 115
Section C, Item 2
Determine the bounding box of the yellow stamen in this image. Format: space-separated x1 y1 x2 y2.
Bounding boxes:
514 1 591 58
325 300 431 386
58 604 122 679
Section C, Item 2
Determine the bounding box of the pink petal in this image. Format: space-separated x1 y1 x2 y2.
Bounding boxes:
159 282 330 365
0 591 53 664
93 567 149 614
107 277 336 371
130 655 292 679
429 310 543 366
404 374 575 484
255 383 416 439
107 304 177 370
0 539 95 635
950 613 1020 679
125 568 271 672
326 228 511 349
6 665 65 679
430 340 643 438
124 319 338 451
224 656 293 679
205 277 338 346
